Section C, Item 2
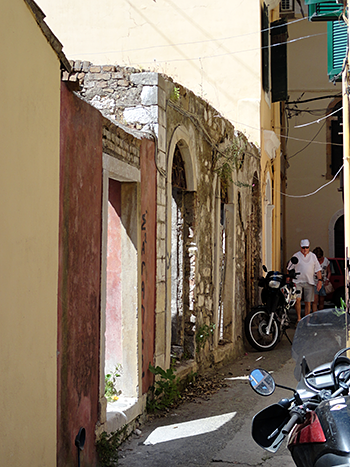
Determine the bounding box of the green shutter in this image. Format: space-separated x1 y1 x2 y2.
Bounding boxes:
308 1 343 21
305 0 337 4
271 20 287 102
327 20 348 81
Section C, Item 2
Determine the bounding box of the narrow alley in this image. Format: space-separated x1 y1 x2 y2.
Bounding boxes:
117 332 296 467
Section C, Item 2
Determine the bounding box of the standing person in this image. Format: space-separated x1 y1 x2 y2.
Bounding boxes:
312 247 331 312
288 239 322 323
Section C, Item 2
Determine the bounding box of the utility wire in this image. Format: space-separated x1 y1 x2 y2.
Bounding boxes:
281 164 343 198
287 121 326 160
294 106 343 128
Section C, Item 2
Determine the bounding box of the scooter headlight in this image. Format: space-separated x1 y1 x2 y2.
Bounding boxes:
269 280 281 288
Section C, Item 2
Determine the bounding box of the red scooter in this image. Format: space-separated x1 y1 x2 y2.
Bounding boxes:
249 309 350 466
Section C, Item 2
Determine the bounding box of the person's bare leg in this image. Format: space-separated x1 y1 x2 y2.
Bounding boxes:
312 295 318 313
319 296 325 310
295 298 302 322
304 301 311 316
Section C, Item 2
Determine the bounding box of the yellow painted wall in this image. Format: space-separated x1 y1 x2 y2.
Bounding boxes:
37 0 263 144
285 17 343 261
260 3 282 270
0 1 61 465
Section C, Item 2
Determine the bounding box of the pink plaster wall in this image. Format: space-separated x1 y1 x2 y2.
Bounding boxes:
105 180 122 365
58 83 102 467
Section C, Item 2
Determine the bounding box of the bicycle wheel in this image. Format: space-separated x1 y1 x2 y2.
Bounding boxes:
245 308 280 351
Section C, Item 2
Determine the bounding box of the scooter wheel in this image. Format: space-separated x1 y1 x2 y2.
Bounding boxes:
245 309 280 351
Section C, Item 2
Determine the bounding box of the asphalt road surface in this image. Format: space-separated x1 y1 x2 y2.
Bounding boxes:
118 328 297 467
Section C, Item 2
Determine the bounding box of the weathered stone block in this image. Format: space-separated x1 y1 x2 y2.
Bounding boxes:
156 257 166 282
130 72 158 86
90 66 101 73
197 295 205 307
82 61 91 72
154 312 166 358
96 81 108 88
117 79 129 87
141 86 158 106
103 65 115 72
124 106 158 125
203 267 211 277
111 72 124 79
157 124 166 153
157 186 166 206
92 73 111 81
157 222 166 240
74 60 82 71
158 87 166 110
156 282 166 312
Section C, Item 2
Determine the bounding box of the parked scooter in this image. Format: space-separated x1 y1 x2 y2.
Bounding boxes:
245 257 300 351
249 309 350 467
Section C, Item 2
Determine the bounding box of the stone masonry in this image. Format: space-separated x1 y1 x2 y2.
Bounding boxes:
63 61 262 371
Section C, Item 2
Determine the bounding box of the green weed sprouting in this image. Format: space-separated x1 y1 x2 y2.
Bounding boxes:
147 363 181 412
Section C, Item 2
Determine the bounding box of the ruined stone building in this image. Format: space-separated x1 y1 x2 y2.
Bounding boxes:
63 62 262 436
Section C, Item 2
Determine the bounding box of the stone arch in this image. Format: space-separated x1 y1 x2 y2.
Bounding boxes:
167 125 197 191
166 125 197 362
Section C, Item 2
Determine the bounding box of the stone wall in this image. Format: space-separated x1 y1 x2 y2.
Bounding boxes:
65 61 262 370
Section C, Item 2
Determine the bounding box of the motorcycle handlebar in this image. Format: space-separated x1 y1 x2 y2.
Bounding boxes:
282 413 301 435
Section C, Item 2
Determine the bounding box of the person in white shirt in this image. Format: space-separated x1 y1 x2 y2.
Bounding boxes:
288 239 322 323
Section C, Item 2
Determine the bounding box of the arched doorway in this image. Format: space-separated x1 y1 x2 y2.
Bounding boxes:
334 215 344 257
329 209 344 257
167 127 197 362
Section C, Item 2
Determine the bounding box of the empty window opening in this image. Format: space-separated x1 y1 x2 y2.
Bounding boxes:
171 145 196 359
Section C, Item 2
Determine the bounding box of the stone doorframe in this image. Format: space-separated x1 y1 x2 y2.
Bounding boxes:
165 125 197 368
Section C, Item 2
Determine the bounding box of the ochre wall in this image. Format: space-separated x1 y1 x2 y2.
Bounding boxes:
58 83 102 466
285 18 343 261
0 1 61 465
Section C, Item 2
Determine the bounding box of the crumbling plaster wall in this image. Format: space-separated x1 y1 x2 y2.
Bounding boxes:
67 61 261 369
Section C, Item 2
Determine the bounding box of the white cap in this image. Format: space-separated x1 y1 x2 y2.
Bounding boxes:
300 239 310 247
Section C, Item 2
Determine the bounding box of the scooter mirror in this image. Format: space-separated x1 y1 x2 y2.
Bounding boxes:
249 368 275 396
290 256 298 265
262 265 268 272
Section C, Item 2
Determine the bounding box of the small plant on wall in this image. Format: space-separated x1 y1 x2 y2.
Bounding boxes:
195 323 216 353
105 365 122 402
214 135 248 189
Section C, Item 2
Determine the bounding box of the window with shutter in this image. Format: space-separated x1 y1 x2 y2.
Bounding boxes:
271 20 288 102
327 20 348 81
262 3 269 93
308 1 343 21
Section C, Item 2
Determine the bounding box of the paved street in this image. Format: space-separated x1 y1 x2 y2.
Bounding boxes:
118 328 297 467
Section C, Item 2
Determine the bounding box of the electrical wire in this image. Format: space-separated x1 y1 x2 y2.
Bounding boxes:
287 121 326 160
294 106 343 128
281 164 343 198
